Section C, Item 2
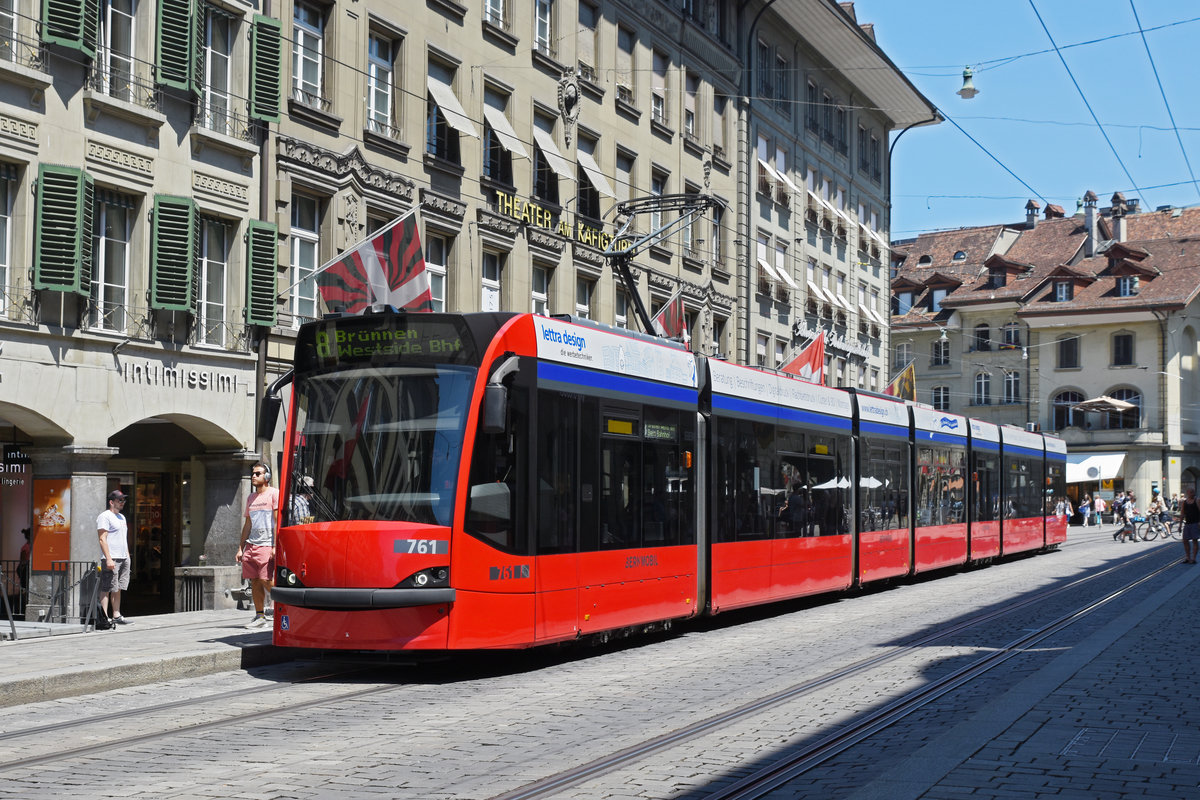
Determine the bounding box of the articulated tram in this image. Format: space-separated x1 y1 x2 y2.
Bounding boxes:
268 311 1067 650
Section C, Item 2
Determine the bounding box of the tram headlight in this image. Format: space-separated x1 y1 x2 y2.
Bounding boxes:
277 567 302 587
400 567 450 588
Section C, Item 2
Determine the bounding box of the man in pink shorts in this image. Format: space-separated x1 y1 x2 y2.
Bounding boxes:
235 462 278 629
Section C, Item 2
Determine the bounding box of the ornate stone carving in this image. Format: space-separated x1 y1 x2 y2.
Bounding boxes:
342 191 362 241
572 242 605 269
276 136 414 201
476 207 520 240
419 187 467 225
0 112 36 143
193 172 249 203
527 226 566 256
86 140 153 176
558 71 580 150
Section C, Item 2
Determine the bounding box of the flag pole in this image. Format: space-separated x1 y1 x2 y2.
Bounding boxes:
275 206 418 300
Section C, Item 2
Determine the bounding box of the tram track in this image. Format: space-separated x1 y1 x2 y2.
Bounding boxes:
0 543 1171 781
489 546 1179 800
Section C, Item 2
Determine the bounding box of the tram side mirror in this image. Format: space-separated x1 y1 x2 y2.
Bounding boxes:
482 384 508 434
258 395 283 440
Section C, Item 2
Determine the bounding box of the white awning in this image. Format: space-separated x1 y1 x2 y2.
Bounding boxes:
531 128 573 179
576 150 616 198
482 105 528 159
775 168 800 194
808 191 834 216
775 264 798 289
757 258 781 281
807 280 831 303
858 303 876 323
1066 453 1126 483
426 76 478 138
833 293 853 310
757 158 781 182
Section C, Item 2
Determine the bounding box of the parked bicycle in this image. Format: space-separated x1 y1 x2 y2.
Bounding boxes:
1139 513 1180 541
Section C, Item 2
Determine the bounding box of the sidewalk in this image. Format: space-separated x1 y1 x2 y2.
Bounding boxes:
0 609 299 708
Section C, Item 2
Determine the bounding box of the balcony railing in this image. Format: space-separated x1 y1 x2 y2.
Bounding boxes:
0 8 46 72
88 51 161 112
194 95 255 142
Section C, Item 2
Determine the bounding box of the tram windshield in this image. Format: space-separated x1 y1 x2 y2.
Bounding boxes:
286 365 476 525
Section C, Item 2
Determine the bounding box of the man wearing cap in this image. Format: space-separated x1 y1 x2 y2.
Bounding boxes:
97 489 132 625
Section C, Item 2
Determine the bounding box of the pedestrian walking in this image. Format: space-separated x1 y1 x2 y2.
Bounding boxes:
1092 496 1106 527
97 490 132 624
1080 494 1091 527
1181 488 1200 564
236 462 278 629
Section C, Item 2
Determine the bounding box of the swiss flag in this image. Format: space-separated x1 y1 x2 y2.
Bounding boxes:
781 331 825 384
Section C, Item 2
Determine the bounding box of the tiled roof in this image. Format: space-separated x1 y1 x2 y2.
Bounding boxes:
893 225 1007 269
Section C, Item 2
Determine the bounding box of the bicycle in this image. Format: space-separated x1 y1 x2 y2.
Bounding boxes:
1138 513 1180 541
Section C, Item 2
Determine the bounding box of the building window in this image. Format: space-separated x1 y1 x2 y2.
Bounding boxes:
292 1 325 107
290 194 321 323
532 114 563 205
755 333 768 367
1004 371 1020 404
931 338 949 366
89 192 134 332
712 94 727 158
533 0 554 57
895 290 912 315
426 233 447 311
1112 332 1134 366
869 133 881 182
711 204 723 265
806 80 819 134
0 0 15 66
895 341 912 367
1117 275 1139 297
366 33 397 137
974 372 991 405
775 339 786 369
1053 390 1083 430
614 290 628 328
198 218 228 346
615 26 635 104
1002 322 1021 347
1054 280 1072 302
577 1 597 79
575 135 603 221
651 50 668 125
484 0 507 29
1057 335 1079 369
756 39 771 100
683 72 698 139
988 268 1006 288
932 386 950 411
0 168 10 314
200 8 233 136
427 60 468 164
973 324 990 351
482 250 503 312
531 265 549 315
575 276 592 319
834 105 847 154
821 91 833 143
1106 388 1141 429
930 288 947 312
649 170 666 234
98 0 137 102
775 55 790 115
483 88 515 186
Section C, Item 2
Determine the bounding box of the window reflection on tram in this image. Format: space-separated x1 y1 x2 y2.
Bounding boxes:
915 445 966 526
715 419 851 542
859 441 911 532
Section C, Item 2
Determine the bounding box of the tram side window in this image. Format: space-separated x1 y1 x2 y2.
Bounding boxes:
641 406 693 548
775 425 805 538
714 418 739 543
1004 456 1040 519
465 384 529 554
971 452 999 522
916 445 966 526
535 390 578 555
861 441 910 532
600 415 642 549
1046 462 1066 516
807 432 849 536
731 418 775 541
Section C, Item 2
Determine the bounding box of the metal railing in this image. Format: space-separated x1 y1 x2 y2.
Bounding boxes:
193 95 255 143
0 8 47 72
19 560 102 628
88 51 161 112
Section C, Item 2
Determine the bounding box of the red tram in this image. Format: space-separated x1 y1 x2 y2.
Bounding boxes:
267 311 1068 650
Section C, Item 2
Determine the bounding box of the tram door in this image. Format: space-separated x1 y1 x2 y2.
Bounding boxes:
533 390 581 641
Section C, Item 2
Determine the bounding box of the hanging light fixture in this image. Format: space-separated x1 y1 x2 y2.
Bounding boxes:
956 67 979 100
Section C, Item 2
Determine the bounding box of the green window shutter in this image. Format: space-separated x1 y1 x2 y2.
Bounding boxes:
156 0 195 91
246 220 278 327
151 195 197 312
34 165 94 295
249 15 282 124
42 0 99 59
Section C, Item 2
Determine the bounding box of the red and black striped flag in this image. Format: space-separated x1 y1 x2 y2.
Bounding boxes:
651 287 689 343
316 210 432 314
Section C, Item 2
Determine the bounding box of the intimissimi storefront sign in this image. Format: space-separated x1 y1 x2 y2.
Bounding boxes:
122 361 238 392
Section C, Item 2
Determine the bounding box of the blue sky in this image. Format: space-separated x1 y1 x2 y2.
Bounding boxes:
860 1 1200 239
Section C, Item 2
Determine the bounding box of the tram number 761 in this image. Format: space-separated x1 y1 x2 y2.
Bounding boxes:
394 539 449 555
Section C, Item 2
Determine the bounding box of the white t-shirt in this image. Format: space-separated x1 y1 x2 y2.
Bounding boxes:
97 509 129 560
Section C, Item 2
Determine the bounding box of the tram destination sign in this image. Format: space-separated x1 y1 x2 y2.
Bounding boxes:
299 315 478 370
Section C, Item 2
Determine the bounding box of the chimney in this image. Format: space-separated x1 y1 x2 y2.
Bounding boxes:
1025 199 1040 229
1083 190 1099 256
1111 191 1128 243
1045 204 1065 219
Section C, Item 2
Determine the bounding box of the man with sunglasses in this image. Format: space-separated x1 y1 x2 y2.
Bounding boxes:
97 490 132 625
236 462 279 629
